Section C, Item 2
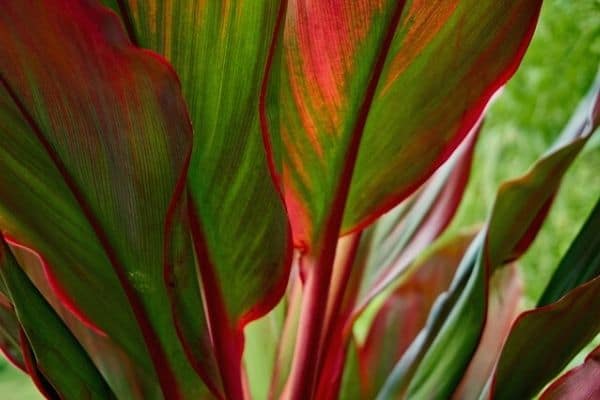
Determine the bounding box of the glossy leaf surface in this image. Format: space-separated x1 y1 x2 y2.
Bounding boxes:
0 2 208 398
265 0 542 248
103 3 293 395
110 0 292 321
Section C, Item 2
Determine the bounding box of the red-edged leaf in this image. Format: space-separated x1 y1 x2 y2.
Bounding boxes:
265 0 541 248
0 2 210 398
314 124 480 399
540 344 600 400
7 240 148 399
266 3 540 396
0 237 114 399
451 263 522 400
352 121 481 316
338 339 362 400
487 194 600 399
104 3 294 396
377 76 599 399
356 232 475 399
489 275 600 400
0 286 25 372
19 329 60 400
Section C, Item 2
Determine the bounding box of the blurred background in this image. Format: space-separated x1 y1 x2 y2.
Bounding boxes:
1 0 598 398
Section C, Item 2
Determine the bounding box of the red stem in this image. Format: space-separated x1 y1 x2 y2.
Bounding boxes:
286 3 407 399
188 197 245 400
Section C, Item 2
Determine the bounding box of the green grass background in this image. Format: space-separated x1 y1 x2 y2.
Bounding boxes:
1 0 598 398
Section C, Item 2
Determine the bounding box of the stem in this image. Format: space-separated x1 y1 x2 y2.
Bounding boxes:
314 233 362 399
286 247 337 400
320 233 362 351
188 198 245 400
286 3 407 398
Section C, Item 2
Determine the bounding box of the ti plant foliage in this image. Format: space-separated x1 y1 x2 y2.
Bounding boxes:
0 1 598 400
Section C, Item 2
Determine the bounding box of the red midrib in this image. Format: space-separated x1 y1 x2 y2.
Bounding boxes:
285 2 409 399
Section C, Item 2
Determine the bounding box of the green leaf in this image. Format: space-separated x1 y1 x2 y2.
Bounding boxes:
339 340 362 400
0 291 24 373
489 277 600 400
540 344 600 400
112 0 292 319
538 197 600 306
0 237 114 400
352 124 480 316
104 3 293 395
377 75 599 400
312 129 479 398
265 0 542 248
451 264 522 400
357 232 474 399
488 197 600 399
0 2 210 398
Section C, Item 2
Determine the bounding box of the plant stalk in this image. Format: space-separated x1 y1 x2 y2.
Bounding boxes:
286 3 407 398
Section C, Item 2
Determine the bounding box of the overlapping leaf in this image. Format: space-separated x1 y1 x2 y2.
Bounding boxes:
487 196 600 400
102 3 293 396
314 125 479 399
352 123 481 315
377 76 599 399
356 233 474 399
538 198 600 307
452 264 522 400
0 272 24 372
0 237 113 399
0 2 209 398
265 0 542 248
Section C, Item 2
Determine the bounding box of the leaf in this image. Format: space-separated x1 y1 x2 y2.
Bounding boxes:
540 344 600 400
356 232 474 399
339 340 363 400
537 197 600 306
104 2 293 396
0 237 114 399
377 75 600 399
265 0 542 248
0 287 25 372
487 198 600 399
315 125 479 398
353 121 481 315
489 276 600 400
267 3 541 396
451 264 522 400
0 2 210 398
